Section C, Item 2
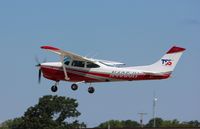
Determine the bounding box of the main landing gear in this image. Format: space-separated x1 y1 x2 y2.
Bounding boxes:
71 83 95 94
87 83 95 94
71 83 78 91
88 86 95 94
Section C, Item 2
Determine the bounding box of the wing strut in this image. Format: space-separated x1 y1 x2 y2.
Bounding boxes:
60 55 70 80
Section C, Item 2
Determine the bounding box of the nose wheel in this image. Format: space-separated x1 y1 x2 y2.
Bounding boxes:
51 82 59 92
51 85 58 92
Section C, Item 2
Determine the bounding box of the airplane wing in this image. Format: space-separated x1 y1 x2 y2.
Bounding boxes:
41 46 126 67
41 46 91 62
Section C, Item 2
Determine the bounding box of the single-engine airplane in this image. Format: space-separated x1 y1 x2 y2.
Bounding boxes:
36 45 185 94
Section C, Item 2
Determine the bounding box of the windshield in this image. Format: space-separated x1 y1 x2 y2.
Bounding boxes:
63 57 71 65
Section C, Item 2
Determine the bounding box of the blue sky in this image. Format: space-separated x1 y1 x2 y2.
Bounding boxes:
0 0 200 127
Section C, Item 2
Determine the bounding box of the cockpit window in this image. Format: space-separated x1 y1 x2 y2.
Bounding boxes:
86 62 100 68
72 60 85 67
64 57 71 65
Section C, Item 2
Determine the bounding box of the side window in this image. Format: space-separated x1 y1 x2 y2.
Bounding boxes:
64 57 71 65
86 62 100 68
72 60 85 67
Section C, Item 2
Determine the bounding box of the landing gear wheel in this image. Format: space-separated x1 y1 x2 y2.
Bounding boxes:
71 84 78 91
51 85 58 92
88 87 95 94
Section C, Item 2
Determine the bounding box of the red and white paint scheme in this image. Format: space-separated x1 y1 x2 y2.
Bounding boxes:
37 45 186 94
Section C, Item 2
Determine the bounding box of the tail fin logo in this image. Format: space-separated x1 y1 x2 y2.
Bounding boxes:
161 59 172 66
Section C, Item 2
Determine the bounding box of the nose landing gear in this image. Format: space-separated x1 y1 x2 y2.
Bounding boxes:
51 81 59 92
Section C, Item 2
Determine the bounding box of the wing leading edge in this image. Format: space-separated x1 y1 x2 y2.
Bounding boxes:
41 46 91 62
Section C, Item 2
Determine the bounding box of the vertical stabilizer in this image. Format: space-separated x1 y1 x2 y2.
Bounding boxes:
130 46 186 74
147 46 186 73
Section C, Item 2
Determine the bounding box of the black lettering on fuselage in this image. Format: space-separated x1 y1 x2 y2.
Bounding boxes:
110 71 138 78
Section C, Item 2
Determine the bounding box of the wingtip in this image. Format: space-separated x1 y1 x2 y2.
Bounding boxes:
40 46 60 51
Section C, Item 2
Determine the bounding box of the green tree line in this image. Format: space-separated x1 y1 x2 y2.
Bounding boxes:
97 118 200 128
0 95 199 129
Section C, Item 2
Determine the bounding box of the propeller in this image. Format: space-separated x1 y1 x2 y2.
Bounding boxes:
35 56 46 84
38 68 42 84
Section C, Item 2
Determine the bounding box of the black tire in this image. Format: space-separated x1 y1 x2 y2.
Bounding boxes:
71 84 78 91
51 85 58 92
88 87 95 94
